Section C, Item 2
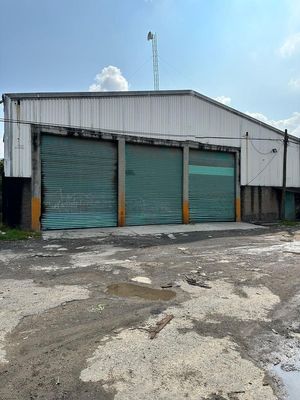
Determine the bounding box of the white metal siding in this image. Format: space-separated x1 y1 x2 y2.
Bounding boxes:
3 96 12 176
287 143 300 187
4 93 300 187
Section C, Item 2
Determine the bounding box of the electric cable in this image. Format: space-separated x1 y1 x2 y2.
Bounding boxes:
0 117 288 142
245 143 283 185
249 138 277 155
125 56 153 83
158 56 195 89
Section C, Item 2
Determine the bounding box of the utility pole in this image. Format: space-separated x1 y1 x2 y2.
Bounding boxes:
280 129 288 220
147 31 159 90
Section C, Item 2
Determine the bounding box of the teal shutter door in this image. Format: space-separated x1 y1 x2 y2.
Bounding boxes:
41 134 117 229
285 192 295 220
189 150 235 222
125 144 183 225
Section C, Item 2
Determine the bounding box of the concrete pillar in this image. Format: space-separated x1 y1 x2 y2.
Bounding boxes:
235 151 241 222
182 145 189 224
31 129 41 231
118 138 126 227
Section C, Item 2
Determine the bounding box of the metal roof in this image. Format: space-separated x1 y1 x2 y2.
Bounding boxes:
2 89 299 142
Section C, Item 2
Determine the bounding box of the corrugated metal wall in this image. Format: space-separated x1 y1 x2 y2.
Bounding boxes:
41 134 117 229
4 92 300 188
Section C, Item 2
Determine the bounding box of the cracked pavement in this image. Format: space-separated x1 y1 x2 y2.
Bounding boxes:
0 225 300 399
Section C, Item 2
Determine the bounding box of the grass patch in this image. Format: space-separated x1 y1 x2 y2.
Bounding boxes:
0 225 40 241
279 220 300 227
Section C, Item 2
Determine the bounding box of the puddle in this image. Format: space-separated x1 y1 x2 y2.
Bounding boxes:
273 363 300 400
107 283 176 301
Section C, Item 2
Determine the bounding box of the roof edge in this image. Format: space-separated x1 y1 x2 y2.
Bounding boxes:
3 90 193 100
3 89 299 142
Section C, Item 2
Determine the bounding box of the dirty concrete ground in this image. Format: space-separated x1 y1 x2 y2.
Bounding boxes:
0 225 300 400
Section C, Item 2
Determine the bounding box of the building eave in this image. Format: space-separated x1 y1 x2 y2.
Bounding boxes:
3 89 299 142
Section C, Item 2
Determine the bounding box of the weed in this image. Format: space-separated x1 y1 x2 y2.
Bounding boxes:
0 225 40 241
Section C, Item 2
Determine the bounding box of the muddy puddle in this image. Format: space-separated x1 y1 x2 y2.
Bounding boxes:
107 283 176 301
273 363 300 400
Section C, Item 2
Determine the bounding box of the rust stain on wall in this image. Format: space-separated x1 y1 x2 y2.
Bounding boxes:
183 200 190 224
31 197 41 231
235 198 241 222
118 192 126 227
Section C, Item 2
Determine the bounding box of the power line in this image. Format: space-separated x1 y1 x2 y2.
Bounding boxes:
149 56 300 146
0 117 288 142
158 61 178 89
245 143 283 185
158 56 195 89
125 56 153 83
287 141 300 148
287 138 300 145
249 138 276 155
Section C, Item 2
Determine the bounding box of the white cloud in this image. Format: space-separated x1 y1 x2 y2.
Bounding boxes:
214 96 231 106
279 32 300 57
89 66 129 92
289 77 300 90
246 111 300 137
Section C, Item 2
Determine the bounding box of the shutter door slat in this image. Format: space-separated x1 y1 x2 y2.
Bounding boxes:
41 134 117 230
125 144 182 225
189 150 235 222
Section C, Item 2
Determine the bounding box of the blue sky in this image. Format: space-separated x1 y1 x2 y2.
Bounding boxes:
1 0 300 156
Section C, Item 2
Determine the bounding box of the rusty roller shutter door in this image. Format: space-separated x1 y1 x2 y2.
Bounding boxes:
189 149 235 222
41 134 117 229
125 144 183 225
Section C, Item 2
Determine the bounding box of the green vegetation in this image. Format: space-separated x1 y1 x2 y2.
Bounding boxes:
279 220 300 227
0 225 40 241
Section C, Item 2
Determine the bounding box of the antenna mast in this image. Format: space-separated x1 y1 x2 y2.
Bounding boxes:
147 31 159 90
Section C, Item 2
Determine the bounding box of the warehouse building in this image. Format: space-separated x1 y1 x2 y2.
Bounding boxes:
2 90 300 231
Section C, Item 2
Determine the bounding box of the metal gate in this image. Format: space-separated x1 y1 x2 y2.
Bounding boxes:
189 149 235 222
41 134 117 229
125 144 183 225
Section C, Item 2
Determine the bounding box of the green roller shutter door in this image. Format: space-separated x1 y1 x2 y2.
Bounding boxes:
189 150 235 222
126 144 183 225
285 192 295 220
41 134 117 230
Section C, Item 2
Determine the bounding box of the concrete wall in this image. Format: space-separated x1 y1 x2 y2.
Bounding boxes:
241 186 281 222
